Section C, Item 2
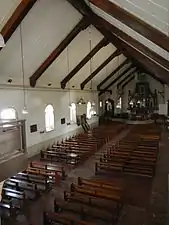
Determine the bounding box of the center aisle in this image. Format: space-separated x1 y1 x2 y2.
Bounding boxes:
6 123 161 225
15 126 130 225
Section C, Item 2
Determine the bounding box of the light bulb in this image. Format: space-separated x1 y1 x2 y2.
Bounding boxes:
22 106 28 114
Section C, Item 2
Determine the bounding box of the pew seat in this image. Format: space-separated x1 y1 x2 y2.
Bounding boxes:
43 212 96 225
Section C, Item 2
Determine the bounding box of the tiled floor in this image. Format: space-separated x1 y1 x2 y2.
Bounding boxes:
2 126 169 225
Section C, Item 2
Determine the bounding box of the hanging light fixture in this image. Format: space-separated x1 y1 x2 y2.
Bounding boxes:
66 46 72 108
20 24 28 114
88 24 95 107
0 33 5 47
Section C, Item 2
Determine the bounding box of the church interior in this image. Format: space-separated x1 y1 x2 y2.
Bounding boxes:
0 0 168 224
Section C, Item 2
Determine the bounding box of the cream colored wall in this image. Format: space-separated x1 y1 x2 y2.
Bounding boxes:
0 86 98 157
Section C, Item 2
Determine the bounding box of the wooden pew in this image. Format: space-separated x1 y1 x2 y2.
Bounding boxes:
70 183 122 203
5 178 38 194
95 162 124 174
29 161 66 179
59 196 119 223
77 177 123 192
43 212 96 225
13 174 50 189
61 178 123 223
41 150 81 165
0 199 17 217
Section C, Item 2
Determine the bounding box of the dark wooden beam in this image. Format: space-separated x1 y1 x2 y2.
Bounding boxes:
133 60 165 85
96 17 169 72
95 18 169 83
30 17 89 87
61 37 108 89
0 0 37 50
67 0 169 83
89 0 169 53
117 68 138 88
80 49 121 90
99 65 135 95
122 75 135 89
97 58 129 90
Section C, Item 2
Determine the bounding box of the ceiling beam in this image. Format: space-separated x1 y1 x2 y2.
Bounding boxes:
97 58 129 90
117 68 138 88
29 17 89 87
99 65 135 95
95 18 169 83
60 37 108 89
67 0 169 83
80 49 121 90
122 75 135 89
148 73 164 86
0 0 37 50
133 60 165 85
89 0 169 53
96 18 169 72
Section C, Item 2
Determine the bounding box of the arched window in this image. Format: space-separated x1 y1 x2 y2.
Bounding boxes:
70 103 76 123
0 108 17 128
1 108 17 122
100 101 103 108
45 104 54 132
87 101 92 119
116 97 122 109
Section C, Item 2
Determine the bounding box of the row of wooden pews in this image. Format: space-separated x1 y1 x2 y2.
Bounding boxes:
44 177 123 225
42 123 127 225
0 122 127 221
41 123 126 166
0 160 65 217
95 124 160 177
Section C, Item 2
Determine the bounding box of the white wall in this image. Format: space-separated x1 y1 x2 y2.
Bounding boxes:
0 86 98 156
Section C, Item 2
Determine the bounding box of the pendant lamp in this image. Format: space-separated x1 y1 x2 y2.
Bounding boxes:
20 24 28 114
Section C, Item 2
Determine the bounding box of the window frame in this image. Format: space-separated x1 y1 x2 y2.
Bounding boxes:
45 104 55 132
87 101 92 119
70 103 76 124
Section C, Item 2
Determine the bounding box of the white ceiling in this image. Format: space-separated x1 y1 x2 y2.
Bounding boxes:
0 0 21 31
1 0 167 90
90 3 169 61
109 0 169 35
0 0 127 90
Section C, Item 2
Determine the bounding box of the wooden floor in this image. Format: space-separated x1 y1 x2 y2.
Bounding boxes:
1 126 168 225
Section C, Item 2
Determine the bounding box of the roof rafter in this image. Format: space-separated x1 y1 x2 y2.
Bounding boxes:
67 0 169 84
97 18 169 72
89 0 169 53
94 18 169 83
99 65 136 95
30 17 89 87
97 58 129 90
61 37 108 89
80 49 121 90
133 60 165 85
122 75 135 89
117 68 138 88
0 0 38 51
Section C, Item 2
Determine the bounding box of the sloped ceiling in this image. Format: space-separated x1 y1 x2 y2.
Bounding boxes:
0 0 20 30
0 0 127 91
109 0 169 35
0 0 168 93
